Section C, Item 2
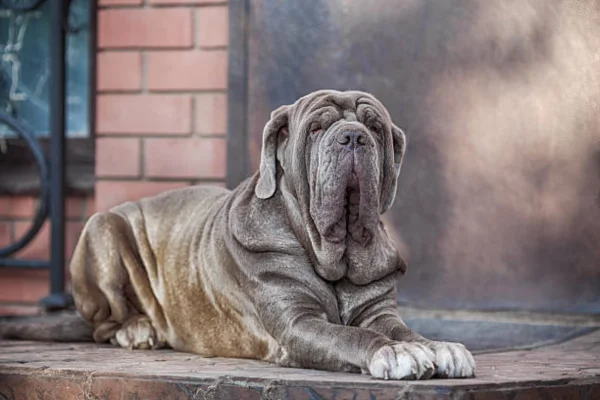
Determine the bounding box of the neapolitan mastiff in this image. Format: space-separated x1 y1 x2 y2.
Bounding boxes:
4 90 475 380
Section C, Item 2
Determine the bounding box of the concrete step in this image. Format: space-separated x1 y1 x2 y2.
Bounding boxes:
0 329 599 399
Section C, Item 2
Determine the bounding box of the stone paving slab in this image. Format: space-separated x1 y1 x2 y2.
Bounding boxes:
0 330 599 399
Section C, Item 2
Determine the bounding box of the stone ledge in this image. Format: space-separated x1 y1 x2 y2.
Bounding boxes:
0 330 599 399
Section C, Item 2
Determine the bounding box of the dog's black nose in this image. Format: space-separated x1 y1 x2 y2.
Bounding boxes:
337 130 366 146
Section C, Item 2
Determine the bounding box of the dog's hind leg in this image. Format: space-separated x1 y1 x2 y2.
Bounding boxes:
70 211 165 350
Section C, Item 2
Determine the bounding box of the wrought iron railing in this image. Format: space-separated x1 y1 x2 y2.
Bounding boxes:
0 0 71 310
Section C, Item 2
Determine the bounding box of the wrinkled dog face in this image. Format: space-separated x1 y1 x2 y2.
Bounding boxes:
256 90 405 247
302 96 391 245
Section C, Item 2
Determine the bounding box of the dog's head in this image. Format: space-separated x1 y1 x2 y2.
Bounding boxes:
255 90 406 248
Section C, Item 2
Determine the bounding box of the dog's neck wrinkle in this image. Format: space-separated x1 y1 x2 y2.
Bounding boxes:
280 180 377 286
279 177 350 281
280 177 321 249
266 168 396 286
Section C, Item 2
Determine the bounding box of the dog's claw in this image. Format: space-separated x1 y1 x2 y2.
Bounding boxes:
368 342 436 380
428 341 476 378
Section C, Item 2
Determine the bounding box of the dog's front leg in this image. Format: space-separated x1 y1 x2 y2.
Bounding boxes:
336 277 476 378
255 289 437 380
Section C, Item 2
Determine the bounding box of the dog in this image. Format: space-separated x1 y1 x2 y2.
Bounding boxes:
1 90 475 380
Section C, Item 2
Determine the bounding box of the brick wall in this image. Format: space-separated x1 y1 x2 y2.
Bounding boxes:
0 196 94 315
0 0 229 314
96 0 228 211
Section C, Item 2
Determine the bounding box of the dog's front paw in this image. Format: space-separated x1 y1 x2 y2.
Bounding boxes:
368 342 436 380
428 341 476 378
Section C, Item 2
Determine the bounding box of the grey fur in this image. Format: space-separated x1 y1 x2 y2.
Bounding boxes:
1 90 475 379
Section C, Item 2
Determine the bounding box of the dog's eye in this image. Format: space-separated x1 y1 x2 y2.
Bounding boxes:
310 126 322 135
369 124 382 133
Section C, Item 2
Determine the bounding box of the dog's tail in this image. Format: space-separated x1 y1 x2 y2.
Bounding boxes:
0 311 94 342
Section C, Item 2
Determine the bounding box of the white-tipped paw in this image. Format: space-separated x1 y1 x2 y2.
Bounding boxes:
111 316 162 350
429 341 476 378
368 342 436 380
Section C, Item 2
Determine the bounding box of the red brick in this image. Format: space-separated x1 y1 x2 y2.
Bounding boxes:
13 221 50 260
146 50 227 91
65 222 85 260
587 386 600 400
149 0 226 4
97 51 142 91
0 304 41 316
195 93 227 135
99 0 142 5
66 197 85 219
96 138 141 177
197 6 228 48
86 197 96 217
97 94 192 135
0 196 36 218
0 269 49 303
13 221 84 261
98 9 193 49
95 181 190 212
0 197 82 220
144 138 226 178
0 222 10 247
512 386 580 399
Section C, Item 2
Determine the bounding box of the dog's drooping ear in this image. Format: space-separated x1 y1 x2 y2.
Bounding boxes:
255 105 290 199
380 124 406 214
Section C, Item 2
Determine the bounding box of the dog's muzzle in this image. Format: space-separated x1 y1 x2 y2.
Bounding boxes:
337 130 367 149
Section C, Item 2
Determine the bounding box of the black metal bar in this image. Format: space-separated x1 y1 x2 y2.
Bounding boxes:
226 0 250 189
0 112 49 259
88 0 98 154
41 0 71 310
0 259 49 269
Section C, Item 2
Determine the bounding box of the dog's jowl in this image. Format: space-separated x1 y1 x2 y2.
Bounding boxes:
8 90 476 380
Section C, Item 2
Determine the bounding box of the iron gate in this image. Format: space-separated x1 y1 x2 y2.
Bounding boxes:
0 0 78 310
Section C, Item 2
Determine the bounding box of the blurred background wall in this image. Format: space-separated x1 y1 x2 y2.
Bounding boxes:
1 0 598 316
232 0 600 314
